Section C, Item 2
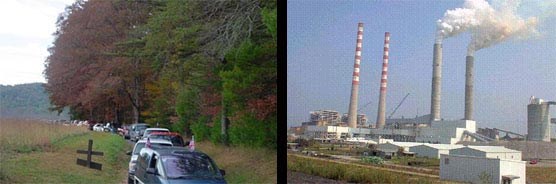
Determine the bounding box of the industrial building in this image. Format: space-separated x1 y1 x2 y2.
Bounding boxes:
385 114 431 128
378 142 427 152
303 119 479 144
340 113 367 126
440 154 525 184
449 146 522 161
307 110 341 126
409 144 464 159
301 110 367 127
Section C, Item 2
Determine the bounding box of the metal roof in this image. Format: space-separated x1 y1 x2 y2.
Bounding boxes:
416 144 464 150
387 142 428 147
465 146 521 153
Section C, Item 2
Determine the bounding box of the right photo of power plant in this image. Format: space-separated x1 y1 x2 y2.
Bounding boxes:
287 0 556 183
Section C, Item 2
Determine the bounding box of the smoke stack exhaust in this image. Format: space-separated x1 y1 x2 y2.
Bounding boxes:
464 56 474 120
347 23 364 128
376 32 390 129
430 43 443 122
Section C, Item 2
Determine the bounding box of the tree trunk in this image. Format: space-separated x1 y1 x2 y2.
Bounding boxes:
221 94 229 146
220 57 230 146
114 104 119 124
132 76 140 124
132 59 141 124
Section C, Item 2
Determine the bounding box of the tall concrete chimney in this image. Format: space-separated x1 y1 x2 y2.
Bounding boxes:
430 44 442 122
347 23 364 128
464 56 474 120
376 32 390 129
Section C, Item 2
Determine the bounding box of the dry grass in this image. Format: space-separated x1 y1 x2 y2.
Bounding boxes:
0 119 88 153
1 131 131 183
196 141 277 183
288 154 440 183
527 167 556 183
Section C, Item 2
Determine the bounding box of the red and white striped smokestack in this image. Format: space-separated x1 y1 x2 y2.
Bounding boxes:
347 23 364 128
376 32 390 129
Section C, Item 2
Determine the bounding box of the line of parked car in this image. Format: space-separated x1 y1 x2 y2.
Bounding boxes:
91 123 117 132
122 123 227 184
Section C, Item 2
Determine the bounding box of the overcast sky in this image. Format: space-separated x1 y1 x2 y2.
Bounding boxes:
288 0 556 134
0 0 75 85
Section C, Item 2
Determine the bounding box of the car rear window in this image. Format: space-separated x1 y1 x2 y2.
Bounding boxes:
133 143 172 155
148 135 184 147
162 155 221 179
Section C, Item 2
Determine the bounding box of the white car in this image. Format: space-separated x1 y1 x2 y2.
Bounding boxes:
141 128 170 140
127 138 173 183
93 124 104 132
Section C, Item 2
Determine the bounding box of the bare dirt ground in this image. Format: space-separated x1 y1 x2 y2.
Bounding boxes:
287 170 352 184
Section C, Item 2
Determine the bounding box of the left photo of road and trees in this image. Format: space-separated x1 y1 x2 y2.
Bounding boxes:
0 0 277 183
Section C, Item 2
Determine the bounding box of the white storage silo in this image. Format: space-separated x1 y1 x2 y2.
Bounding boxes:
527 98 551 142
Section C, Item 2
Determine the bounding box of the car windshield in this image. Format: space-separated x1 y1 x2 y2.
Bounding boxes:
133 143 172 155
162 155 221 179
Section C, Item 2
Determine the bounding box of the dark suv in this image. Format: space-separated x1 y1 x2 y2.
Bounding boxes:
132 147 226 184
130 123 150 142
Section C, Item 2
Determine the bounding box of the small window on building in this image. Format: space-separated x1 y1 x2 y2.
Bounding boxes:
444 158 449 165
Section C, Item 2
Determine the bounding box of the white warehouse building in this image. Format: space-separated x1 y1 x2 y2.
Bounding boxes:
449 146 522 161
409 144 464 159
440 154 525 184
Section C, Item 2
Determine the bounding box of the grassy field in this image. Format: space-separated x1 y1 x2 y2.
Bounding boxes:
389 156 440 168
0 119 89 153
288 154 440 183
527 167 556 183
0 119 130 183
197 141 276 183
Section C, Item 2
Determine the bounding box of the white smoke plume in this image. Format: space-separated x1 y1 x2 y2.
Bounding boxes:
436 0 539 56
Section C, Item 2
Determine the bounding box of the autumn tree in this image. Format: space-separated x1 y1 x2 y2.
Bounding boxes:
44 0 155 123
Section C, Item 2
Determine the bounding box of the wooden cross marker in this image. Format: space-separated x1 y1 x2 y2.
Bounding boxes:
76 139 104 170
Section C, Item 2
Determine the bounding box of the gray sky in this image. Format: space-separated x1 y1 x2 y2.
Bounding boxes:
287 0 556 134
0 0 74 85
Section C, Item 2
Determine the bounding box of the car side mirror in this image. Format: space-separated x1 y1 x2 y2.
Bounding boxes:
126 151 132 156
220 169 226 176
146 168 157 175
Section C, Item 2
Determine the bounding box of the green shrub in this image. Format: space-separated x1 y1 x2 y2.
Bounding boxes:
361 156 384 165
171 117 186 135
210 117 222 144
229 115 267 148
190 116 211 141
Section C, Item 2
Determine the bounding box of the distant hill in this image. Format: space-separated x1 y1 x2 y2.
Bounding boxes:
0 83 69 120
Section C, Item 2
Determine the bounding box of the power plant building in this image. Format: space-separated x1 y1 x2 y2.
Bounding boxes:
303 119 478 144
385 114 431 128
341 113 367 127
308 110 341 126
